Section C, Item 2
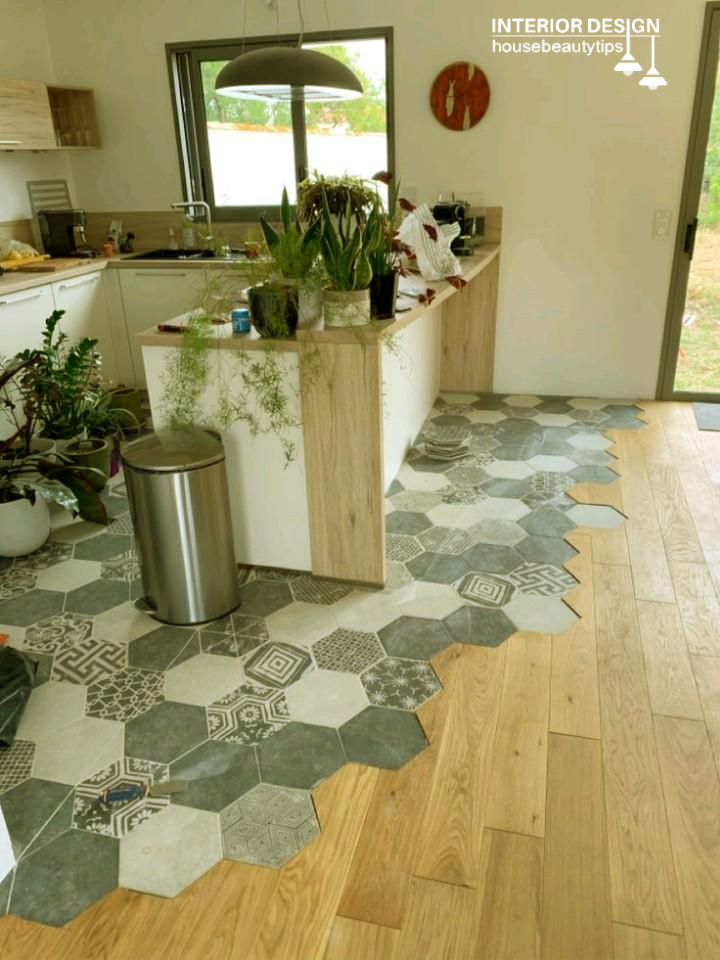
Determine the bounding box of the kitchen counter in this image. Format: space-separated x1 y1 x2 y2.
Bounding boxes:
0 258 112 297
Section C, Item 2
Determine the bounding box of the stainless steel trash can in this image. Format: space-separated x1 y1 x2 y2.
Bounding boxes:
122 428 240 625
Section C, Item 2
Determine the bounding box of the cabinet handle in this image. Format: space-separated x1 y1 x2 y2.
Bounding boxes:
0 140 20 145
133 272 190 278
0 289 45 306
57 274 100 291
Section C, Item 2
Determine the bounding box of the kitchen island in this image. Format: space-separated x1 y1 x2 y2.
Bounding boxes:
136 246 500 585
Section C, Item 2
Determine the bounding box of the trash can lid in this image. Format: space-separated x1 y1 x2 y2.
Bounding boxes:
121 428 224 472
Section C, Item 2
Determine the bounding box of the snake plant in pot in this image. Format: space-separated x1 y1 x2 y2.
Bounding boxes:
318 188 374 328
0 353 108 557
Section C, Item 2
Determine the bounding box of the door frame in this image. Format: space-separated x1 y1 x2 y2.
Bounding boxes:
657 1 720 399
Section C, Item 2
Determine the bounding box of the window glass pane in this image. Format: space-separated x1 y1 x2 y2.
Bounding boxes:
303 39 388 193
199 60 297 207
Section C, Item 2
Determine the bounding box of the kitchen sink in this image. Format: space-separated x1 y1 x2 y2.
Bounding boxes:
125 248 247 261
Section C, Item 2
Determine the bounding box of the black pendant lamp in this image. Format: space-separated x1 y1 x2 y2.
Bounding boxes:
215 1 363 102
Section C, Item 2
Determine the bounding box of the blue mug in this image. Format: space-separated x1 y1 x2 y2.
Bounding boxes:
231 308 250 334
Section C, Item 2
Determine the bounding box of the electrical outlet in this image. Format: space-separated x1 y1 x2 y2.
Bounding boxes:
653 208 673 240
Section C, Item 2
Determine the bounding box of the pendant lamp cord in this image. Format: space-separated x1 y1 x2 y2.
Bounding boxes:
296 0 305 47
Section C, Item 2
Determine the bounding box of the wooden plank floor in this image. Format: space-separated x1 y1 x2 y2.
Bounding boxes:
3 400 720 959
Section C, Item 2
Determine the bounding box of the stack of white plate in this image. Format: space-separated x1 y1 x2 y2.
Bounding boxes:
423 426 471 461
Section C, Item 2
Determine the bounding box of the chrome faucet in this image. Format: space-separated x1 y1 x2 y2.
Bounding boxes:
170 200 213 247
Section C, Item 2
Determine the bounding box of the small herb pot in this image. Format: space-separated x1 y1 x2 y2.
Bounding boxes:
62 438 111 491
323 288 371 328
370 273 399 320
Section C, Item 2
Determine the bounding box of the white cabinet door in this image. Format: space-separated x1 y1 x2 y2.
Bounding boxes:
0 283 54 357
51 271 117 382
118 270 206 388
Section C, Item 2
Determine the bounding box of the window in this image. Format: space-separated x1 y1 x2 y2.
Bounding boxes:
167 28 394 221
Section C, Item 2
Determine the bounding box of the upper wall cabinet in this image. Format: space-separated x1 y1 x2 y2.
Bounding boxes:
0 81 100 151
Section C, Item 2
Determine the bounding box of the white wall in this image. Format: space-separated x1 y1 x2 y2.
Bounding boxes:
0 0 74 220
34 0 712 397
0 804 14 884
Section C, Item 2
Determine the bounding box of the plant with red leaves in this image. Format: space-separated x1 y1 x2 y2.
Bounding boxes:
422 223 438 242
418 288 437 306
446 275 467 290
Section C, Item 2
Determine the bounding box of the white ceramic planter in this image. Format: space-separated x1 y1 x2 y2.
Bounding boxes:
298 287 323 331
323 288 371 328
0 495 50 557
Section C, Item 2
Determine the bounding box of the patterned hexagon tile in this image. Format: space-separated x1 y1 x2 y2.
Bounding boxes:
244 642 312 688
73 757 170 837
23 612 93 654
85 667 164 722
51 635 127 685
360 658 441 710
0 568 36 602
0 740 35 795
208 681 290 745
220 783 319 867
311 628 385 674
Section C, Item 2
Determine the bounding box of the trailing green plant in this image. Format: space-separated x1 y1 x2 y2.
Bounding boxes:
297 172 376 233
0 353 108 523
161 312 214 429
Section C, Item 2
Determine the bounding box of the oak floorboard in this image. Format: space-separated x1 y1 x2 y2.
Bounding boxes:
654 716 720 960
690 654 720 780
670 561 720 657
337 646 461 928
593 562 682 933
248 764 378 960
415 644 506 886
475 828 543 960
485 633 551 839
324 917 398 959
636 600 703 720
542 734 614 960
646 463 704 564
551 533 601 739
393 877 479 960
612 924 686 960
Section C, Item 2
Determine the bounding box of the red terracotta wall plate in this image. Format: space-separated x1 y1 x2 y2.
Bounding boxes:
430 62 490 131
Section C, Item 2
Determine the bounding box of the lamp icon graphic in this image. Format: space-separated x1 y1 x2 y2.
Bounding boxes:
640 36 666 89
615 20 642 75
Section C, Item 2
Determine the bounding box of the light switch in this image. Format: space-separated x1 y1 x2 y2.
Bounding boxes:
653 209 673 240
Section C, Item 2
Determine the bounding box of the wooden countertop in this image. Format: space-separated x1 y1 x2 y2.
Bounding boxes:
135 245 500 353
0 258 112 297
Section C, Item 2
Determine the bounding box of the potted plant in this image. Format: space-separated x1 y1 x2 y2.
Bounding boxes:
317 188 374 328
365 172 403 320
0 354 108 557
259 187 323 330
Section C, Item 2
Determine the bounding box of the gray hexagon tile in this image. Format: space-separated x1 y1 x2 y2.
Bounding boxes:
340 706 428 769
360 658 440 710
169 740 259 812
257 721 345 789
125 701 208 763
0 568 36 601
221 783 319 867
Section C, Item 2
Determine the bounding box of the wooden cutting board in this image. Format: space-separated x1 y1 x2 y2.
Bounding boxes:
14 257 98 272
0 254 50 271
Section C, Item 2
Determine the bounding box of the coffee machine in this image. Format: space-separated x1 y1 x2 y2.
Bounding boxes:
432 200 479 256
38 209 96 258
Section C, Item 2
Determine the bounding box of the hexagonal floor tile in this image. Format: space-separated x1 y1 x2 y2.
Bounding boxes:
569 465 618 484
23 612 93 654
0 740 35 795
484 460 536 480
527 455 577 473
86 666 164 722
73 757 170 837
361 658 440 710
221 783 319 867
340 706 428 769
525 471 573 502
0 568 36 602
446 462 491 487
0 589 65 626
289 574 352 605
65 579 129 616
474 497 531 522
516 536 577 566
14 541 72 571
51 635 126 684
470 519 528 548
566 504 626 528
503 395 541 408
395 464 450 492
455 571 515 608
406 552 469 584
128 625 199 672
169 740 259 812
264 601 337 648
465 409 506 424
33 715 124 785
443 605 517 647
461 543 524 575
35 559 101 592
73 533 132 562
532 413 575 427
385 511 432 536
92 601 157 645
125 701 209 763
507 562 577 597
395 582 463 620
378 617 453 660
390 490 444 513
518 505 577 538
504 594 578 634
100 551 141 583
0 777 71 856
257 722 345 789
16 681 86 742
417 526 477 556
119 804 221 898
285 669 369 727
237 579 293 617
244 641 312 688
311 628 385 673
11 828 119 926
386 533 424 563
164 653 244 705
208 681 290 745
